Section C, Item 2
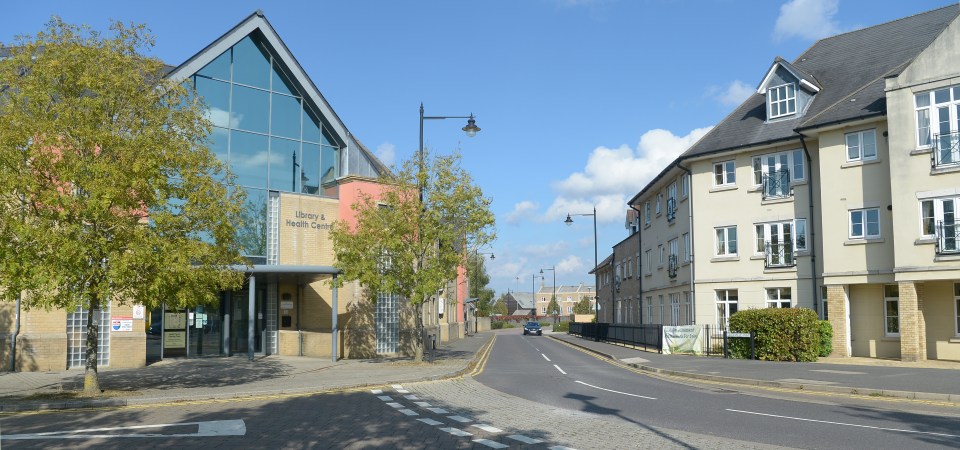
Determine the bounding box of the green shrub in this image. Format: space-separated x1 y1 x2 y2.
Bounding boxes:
553 322 570 333
491 321 505 330
727 308 821 362
817 320 833 357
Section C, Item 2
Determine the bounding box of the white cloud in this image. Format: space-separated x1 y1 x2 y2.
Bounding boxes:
506 201 539 224
556 255 585 275
545 126 712 224
489 257 526 278
773 0 842 42
522 241 569 258
375 142 396 167
711 80 755 107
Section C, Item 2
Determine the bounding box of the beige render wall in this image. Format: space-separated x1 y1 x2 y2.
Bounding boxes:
848 284 900 359
922 280 960 360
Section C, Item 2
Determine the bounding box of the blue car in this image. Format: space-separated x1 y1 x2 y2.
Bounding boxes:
523 321 542 336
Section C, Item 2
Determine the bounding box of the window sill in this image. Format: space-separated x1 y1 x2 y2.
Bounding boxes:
711 255 739 262
841 158 881 169
910 147 932 156
668 220 676 227
644 223 651 229
949 338 960 344
681 261 691 267
844 238 884 246
750 254 765 260
934 253 960 262
915 237 936 245
748 186 762 193
761 196 795 205
931 164 960 175
710 185 738 193
680 195 688 203
764 266 797 274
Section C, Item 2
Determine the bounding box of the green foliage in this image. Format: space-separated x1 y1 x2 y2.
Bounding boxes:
727 308 822 361
546 296 560 316
817 320 833 357
491 298 508 316
0 19 246 390
553 322 570 333
330 149 495 360
491 321 515 329
573 295 593 314
468 252 496 317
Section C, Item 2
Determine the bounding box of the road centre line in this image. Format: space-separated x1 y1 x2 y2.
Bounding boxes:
542 354 551 362
574 381 656 400
726 409 960 438
553 364 567 375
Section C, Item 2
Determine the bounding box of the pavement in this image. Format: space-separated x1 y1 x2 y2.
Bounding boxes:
1 328 958 413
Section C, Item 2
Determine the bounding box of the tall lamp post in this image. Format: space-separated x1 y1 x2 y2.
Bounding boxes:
540 266 556 324
419 103 481 203
565 206 599 339
532 273 544 320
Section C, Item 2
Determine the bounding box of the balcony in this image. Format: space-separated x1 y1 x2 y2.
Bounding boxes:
666 197 677 222
932 132 960 170
936 220 959 255
667 254 678 278
761 169 792 200
764 242 795 268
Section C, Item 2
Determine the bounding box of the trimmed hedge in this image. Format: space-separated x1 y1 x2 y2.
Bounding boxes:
817 320 833 357
553 322 570 333
728 308 821 361
491 321 515 329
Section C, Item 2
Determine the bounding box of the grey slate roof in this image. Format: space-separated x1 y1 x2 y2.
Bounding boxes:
683 4 960 159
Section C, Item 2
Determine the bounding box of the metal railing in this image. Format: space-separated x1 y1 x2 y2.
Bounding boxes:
667 254 678 278
761 169 792 200
936 220 959 254
569 323 662 352
932 132 960 169
764 242 795 268
666 197 677 222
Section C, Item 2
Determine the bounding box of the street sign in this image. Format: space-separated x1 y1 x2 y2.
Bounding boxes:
727 332 751 338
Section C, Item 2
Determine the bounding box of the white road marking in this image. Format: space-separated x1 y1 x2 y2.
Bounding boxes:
574 381 656 400
427 407 450 414
726 409 960 438
549 446 579 450
396 389 410 393
440 427 473 437
370 389 383 394
417 418 443 426
473 438 509 448
809 369 866 375
508 435 543 444
1 420 246 440
414 401 432 407
472 424 503 433
542 353 551 362
377 395 392 401
404 394 419 400
398 409 418 416
386 402 403 408
391 384 404 389
553 364 566 375
447 415 472 423
775 378 838 385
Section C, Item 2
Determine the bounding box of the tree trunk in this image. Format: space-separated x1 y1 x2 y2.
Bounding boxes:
83 292 102 395
414 302 424 362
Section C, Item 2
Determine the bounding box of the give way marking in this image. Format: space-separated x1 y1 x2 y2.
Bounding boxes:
1 419 246 440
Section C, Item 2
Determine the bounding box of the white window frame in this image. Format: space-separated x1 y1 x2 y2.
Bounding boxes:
845 129 878 162
884 284 900 337
954 283 960 337
682 232 691 262
681 174 690 198
754 219 807 254
768 82 797 119
656 193 663 216
644 202 651 224
659 295 665 324
716 289 738 329
915 85 960 149
752 150 805 185
658 244 665 266
766 287 792 308
670 293 680 325
919 197 957 239
715 226 738 256
849 208 881 239
713 160 736 187
645 250 652 275
684 291 692 325
646 296 653 324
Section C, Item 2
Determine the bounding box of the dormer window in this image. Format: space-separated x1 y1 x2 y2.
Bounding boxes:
768 83 796 118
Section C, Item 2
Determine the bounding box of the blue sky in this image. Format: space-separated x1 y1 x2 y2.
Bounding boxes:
3 0 954 296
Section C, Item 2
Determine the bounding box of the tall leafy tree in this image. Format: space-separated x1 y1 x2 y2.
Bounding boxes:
547 296 560 317
467 252 495 317
573 296 594 315
0 19 246 392
331 149 495 361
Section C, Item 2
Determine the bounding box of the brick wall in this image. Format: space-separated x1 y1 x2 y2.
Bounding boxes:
827 285 848 357
899 281 927 362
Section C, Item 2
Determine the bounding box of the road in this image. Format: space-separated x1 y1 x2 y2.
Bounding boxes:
1 331 958 449
475 331 960 449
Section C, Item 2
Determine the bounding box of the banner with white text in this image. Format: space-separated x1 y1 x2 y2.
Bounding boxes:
662 325 704 355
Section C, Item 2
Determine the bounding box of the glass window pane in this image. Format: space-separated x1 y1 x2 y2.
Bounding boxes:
229 130 269 188
915 93 930 108
884 285 899 298
271 61 297 96
917 110 931 147
303 108 322 143
321 145 337 186
728 227 737 254
725 161 736 183
862 130 876 158
796 219 807 250
935 88 950 104
238 187 268 257
269 137 298 192
195 77 232 128
197 49 231 81
867 209 880 236
846 134 860 160
301 143 321 194
271 93 301 139
922 200 935 235
232 85 269 134
232 36 271 89
208 127 230 165
787 99 795 113
792 150 804 179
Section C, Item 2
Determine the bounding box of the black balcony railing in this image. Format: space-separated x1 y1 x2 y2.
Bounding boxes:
764 242 795 268
666 197 677 222
667 254 678 278
932 132 960 169
936 220 959 254
761 169 792 200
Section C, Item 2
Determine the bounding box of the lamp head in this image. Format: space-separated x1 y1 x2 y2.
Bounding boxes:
564 214 573 226
489 254 495 260
462 115 480 137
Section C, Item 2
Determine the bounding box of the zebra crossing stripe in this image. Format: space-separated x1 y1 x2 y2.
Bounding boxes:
508 435 543 444
473 438 508 448
417 418 443 426
472 424 502 433
440 427 472 437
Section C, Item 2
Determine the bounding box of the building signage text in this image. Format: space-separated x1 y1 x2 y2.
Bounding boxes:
286 210 331 230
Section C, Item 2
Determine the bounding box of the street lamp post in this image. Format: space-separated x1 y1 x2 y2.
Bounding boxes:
532 273 543 320
418 103 481 203
565 206 599 340
540 266 556 324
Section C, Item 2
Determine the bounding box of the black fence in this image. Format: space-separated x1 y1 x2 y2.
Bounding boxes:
569 323 752 358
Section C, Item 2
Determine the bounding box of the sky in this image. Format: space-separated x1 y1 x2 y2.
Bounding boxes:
3 0 955 296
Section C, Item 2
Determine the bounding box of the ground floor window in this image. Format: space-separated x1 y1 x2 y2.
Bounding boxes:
821 286 829 320
659 295 665 324
884 284 900 337
67 303 111 369
670 293 680 325
954 283 960 337
375 292 399 354
684 291 693 325
646 296 653 324
716 289 738 329
766 288 791 308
